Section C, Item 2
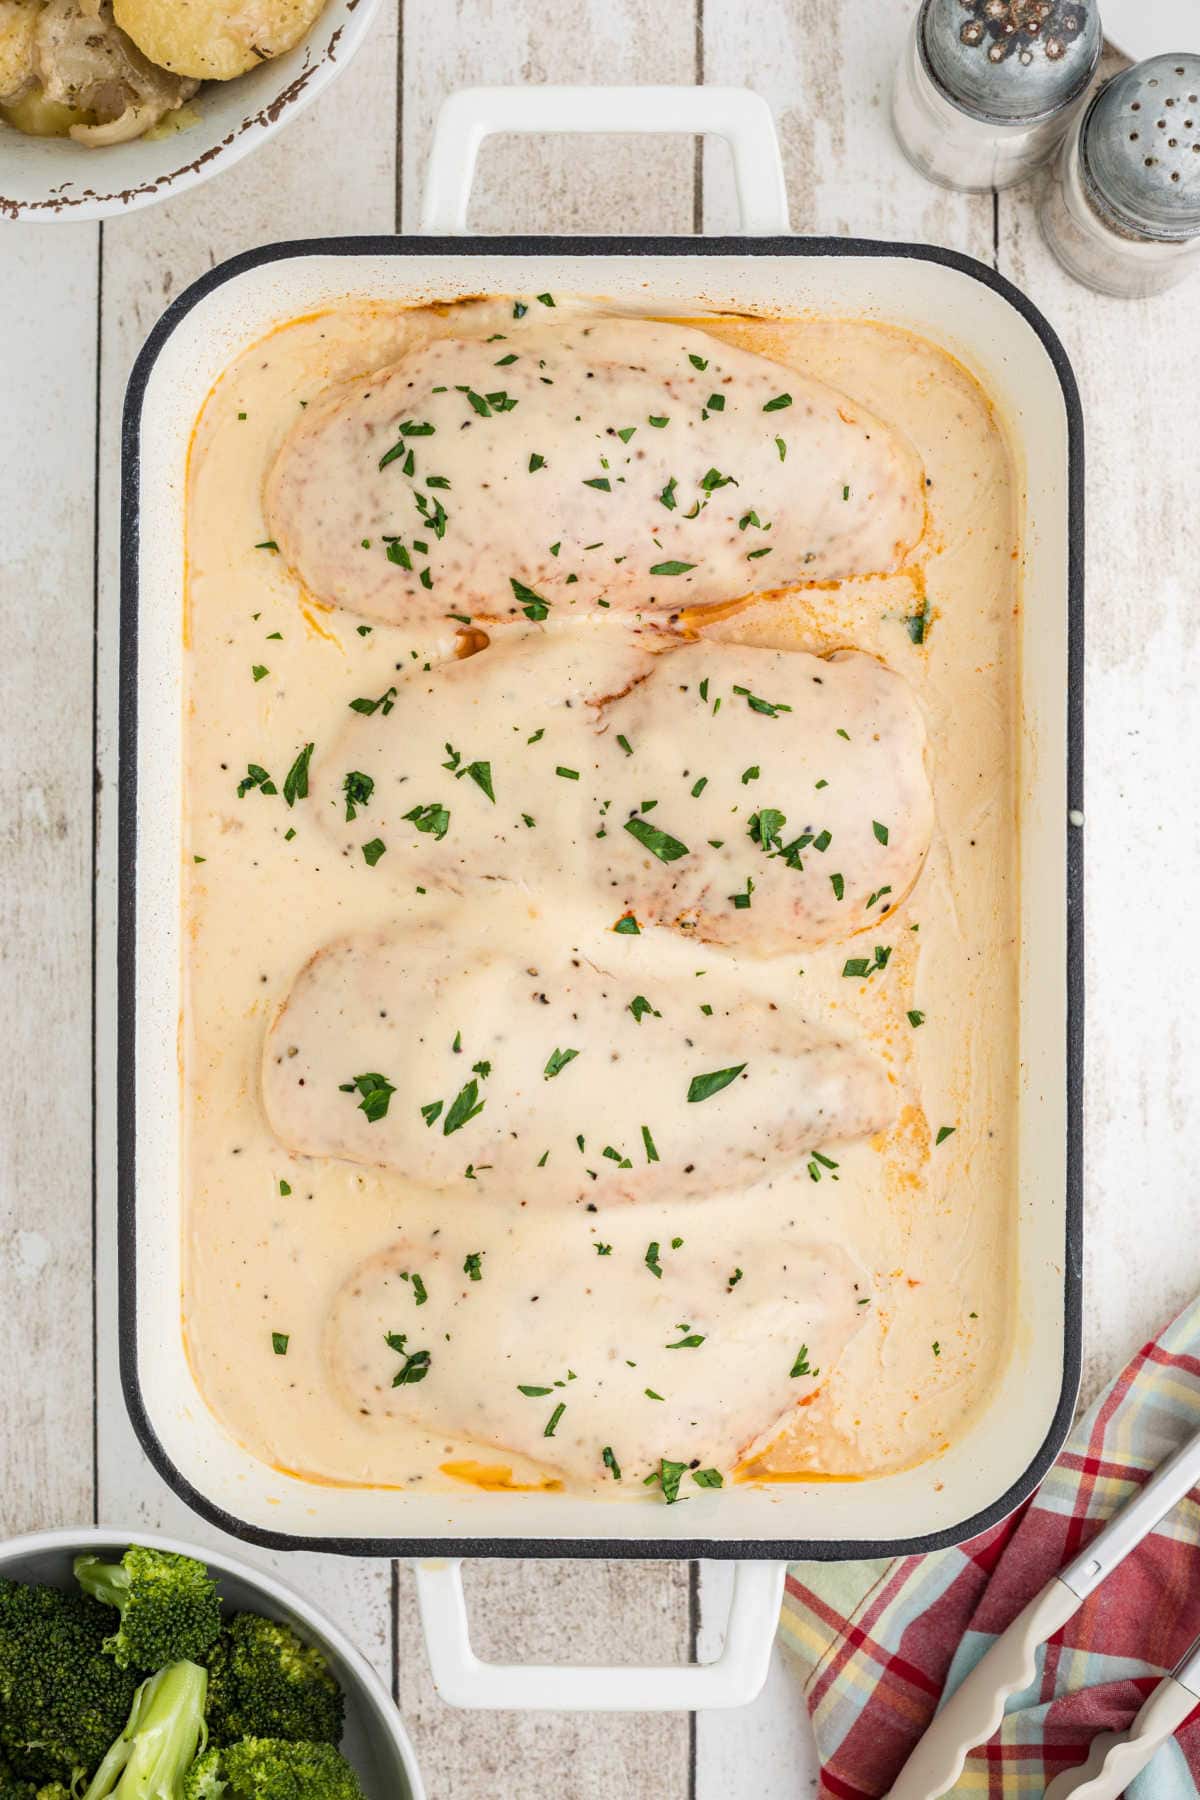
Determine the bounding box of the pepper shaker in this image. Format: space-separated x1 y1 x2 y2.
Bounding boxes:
1039 55 1200 296
893 0 1102 192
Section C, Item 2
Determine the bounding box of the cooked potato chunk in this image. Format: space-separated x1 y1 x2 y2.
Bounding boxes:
112 0 328 81
35 0 194 144
0 0 41 104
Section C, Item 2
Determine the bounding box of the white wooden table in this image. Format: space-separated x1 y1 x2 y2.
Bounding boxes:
3 3 1199 1794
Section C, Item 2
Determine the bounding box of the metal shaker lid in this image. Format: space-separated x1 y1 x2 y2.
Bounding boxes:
921 0 1101 124
1082 55 1200 242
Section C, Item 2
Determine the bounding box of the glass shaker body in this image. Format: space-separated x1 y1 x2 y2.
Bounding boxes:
1039 75 1200 297
892 0 1096 192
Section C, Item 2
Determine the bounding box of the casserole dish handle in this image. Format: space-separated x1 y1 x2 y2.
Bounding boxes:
415 1558 786 1710
420 84 792 236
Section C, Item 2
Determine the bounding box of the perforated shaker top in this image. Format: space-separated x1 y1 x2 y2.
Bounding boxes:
922 0 1101 124
1083 55 1200 242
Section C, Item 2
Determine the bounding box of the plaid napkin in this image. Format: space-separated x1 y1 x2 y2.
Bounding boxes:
779 1297 1200 1797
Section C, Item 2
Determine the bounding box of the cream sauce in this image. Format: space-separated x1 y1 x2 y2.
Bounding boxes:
182 296 1019 1496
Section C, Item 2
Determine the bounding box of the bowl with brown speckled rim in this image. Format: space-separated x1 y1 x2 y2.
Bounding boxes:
0 0 381 223
0 1524 425 1797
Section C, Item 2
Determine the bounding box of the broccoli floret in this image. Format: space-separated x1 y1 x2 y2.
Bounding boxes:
0 1751 35 1800
74 1548 222 1673
0 1581 139 1788
183 1740 365 1800
79 1661 207 1800
204 1615 342 1747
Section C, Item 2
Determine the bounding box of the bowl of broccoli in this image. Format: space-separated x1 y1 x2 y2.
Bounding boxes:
0 1528 423 1799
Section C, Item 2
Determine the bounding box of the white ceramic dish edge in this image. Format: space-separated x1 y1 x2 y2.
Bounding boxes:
0 0 381 222
114 88 1084 1710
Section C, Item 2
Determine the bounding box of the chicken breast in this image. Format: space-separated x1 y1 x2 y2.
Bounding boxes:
264 317 925 630
326 1227 871 1491
261 907 896 1205
309 629 932 954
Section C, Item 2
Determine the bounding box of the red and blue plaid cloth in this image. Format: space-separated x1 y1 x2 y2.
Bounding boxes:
780 1298 1200 1797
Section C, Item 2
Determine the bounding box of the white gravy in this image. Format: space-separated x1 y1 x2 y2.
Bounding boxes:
182 297 1018 1497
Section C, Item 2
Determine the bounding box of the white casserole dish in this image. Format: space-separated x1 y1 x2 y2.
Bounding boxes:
115 87 1083 1709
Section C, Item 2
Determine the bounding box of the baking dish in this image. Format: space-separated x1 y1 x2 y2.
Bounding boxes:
116 86 1083 1709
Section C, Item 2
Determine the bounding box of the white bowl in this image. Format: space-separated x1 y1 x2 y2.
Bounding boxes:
0 1525 424 1799
0 0 380 222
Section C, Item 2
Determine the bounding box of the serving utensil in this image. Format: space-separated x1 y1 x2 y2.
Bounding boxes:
889 1421 1200 1799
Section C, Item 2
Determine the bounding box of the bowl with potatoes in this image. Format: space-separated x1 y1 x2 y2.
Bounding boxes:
0 0 381 220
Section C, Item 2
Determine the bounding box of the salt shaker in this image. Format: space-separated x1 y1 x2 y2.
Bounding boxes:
893 0 1102 192
1040 55 1200 296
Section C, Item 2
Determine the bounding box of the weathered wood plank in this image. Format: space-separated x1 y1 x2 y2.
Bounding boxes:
694 5 992 1786
996 72 1200 1415
397 5 700 1788
394 1558 692 1799
699 0 993 260
90 0 401 1673
0 221 99 1537
399 0 698 234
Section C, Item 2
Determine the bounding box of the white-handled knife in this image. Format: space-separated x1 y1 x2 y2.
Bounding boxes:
888 1422 1200 1800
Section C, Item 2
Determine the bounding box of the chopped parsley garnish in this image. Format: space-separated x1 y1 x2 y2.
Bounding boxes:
727 1268 743 1290
692 1468 723 1489
790 1345 818 1379
339 1071 395 1123
687 1064 746 1103
666 1325 705 1349
278 1179 291 1196
687 352 708 370
463 1252 484 1281
641 1124 660 1164
350 686 397 716
403 801 450 840
613 913 640 935
343 770 374 821
775 436 787 461
645 1242 663 1279
510 576 549 621
659 476 678 510
237 763 276 799
843 945 892 978
623 817 689 863
628 995 659 1024
602 1446 622 1480
732 684 791 718
362 838 387 866
543 1047 580 1079
544 1402 566 1437
873 820 890 845
831 872 845 901
384 1331 431 1386
762 393 792 412
649 560 696 577
271 1333 289 1356
907 1010 926 1028
519 1384 552 1397
705 393 725 412
936 1125 956 1146
556 765 579 781
252 665 268 682
443 1078 485 1135
655 1459 687 1504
